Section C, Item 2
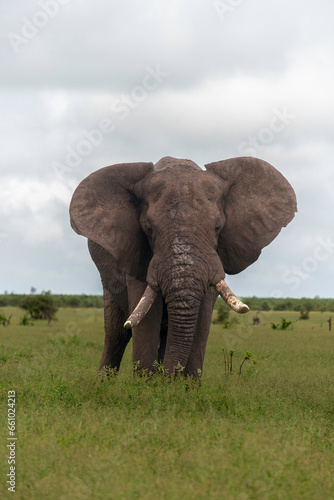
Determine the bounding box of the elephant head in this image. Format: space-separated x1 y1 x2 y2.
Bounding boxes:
70 156 296 374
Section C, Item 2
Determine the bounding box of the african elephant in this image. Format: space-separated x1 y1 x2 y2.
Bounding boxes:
70 156 296 377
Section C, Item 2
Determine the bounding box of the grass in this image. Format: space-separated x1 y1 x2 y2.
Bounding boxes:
1 307 334 499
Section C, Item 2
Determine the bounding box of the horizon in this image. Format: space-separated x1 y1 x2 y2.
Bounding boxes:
1 291 334 301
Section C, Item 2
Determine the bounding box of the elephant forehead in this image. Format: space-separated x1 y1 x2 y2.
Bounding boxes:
154 156 201 171
144 167 222 203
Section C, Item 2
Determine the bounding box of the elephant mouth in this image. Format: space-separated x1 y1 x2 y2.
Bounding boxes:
123 279 249 329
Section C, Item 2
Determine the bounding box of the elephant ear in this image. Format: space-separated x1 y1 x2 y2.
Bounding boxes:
205 157 297 275
70 162 154 281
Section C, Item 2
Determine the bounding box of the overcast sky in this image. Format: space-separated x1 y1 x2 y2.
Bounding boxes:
1 0 333 298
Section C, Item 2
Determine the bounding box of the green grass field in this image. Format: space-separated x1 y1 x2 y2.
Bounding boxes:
1 306 334 499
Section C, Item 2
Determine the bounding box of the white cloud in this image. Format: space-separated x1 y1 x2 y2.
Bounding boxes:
2 179 72 214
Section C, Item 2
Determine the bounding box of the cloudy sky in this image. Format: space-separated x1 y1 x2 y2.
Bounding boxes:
1 0 333 298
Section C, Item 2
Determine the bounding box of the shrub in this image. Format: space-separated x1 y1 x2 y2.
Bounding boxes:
271 318 293 330
299 310 310 320
20 314 33 326
20 293 58 325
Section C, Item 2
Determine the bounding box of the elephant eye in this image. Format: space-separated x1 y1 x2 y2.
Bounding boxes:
215 224 222 233
142 215 153 235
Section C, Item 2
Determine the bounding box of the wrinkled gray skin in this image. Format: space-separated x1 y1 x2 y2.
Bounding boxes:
70 156 297 377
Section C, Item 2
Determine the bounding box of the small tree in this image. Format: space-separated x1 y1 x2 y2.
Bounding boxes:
21 293 58 326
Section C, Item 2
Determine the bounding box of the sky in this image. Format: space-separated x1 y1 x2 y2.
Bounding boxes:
1 0 334 298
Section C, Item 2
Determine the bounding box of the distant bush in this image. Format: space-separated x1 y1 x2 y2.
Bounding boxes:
20 314 33 326
271 318 293 331
299 310 310 320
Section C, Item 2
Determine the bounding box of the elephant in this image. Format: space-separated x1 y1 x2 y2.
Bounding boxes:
70 156 297 377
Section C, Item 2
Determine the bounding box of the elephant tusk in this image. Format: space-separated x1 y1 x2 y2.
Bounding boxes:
124 285 158 329
215 280 250 314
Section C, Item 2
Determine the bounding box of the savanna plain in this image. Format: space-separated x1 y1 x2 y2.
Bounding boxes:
1 305 334 500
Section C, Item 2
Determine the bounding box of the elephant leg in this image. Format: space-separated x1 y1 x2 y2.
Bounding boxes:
88 240 130 373
98 286 131 373
184 288 218 378
127 276 163 372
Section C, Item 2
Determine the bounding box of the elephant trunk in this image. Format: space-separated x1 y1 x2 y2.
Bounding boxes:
162 276 203 373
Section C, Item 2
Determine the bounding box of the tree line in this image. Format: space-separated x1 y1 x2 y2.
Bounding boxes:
214 296 334 312
1 293 333 312
0 293 104 309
